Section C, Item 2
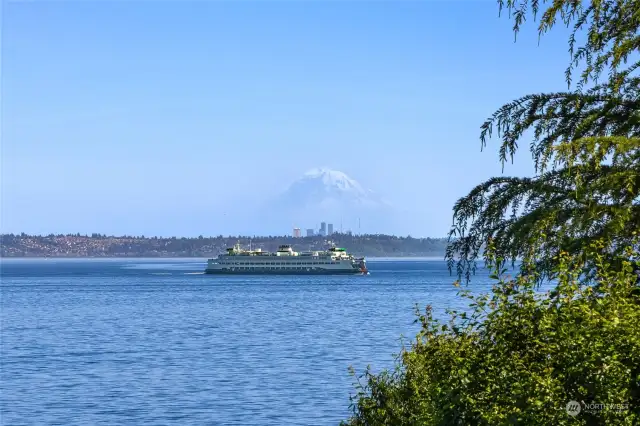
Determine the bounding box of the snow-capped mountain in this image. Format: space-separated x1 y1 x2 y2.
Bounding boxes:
264 168 395 234
278 168 390 207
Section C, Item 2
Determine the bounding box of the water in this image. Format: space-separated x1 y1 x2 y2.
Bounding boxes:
1 258 496 425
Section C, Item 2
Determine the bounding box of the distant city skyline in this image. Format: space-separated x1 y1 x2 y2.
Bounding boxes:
2 1 572 237
295 221 337 238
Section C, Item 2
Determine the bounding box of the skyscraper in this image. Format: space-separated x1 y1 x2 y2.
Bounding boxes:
328 223 334 235
320 222 327 236
306 229 315 237
293 227 301 238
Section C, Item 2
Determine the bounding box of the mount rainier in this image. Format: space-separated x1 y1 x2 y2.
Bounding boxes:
265 168 395 234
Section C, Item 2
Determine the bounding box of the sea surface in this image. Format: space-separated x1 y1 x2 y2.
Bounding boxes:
1 258 499 425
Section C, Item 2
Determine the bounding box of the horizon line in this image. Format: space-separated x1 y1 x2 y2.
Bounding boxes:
2 232 450 240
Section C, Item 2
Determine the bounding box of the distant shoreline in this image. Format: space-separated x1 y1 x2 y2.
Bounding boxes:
2 234 449 259
0 255 445 260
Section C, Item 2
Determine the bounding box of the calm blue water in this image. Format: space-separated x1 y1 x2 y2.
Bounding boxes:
1 258 496 425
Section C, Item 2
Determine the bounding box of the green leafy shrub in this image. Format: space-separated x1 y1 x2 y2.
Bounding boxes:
343 242 640 425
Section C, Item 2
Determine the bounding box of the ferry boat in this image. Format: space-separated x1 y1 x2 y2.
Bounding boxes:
204 244 368 275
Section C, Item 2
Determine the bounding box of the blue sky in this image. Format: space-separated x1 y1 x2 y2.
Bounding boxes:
2 1 573 237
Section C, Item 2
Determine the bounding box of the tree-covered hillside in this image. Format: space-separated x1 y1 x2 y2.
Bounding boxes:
0 233 449 258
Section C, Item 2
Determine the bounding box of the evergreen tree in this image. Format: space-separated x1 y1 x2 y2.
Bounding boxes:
446 0 640 284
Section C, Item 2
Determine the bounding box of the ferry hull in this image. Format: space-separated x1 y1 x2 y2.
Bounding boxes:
204 268 365 275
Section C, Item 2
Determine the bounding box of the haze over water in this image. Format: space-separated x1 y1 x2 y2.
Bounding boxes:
1 258 502 425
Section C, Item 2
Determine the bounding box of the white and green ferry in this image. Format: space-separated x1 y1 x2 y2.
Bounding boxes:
204 244 368 275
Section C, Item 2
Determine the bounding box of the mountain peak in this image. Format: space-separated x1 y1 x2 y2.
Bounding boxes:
261 167 396 234
303 167 343 177
300 168 365 193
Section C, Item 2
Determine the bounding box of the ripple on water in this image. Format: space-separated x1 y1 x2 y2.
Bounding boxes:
0 259 505 425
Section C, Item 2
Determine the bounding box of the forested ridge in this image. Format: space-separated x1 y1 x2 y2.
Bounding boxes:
0 233 449 258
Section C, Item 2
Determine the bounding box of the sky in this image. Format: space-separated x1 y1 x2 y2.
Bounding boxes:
2 0 575 237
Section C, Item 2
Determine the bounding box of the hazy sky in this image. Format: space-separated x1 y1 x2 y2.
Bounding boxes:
2 1 574 237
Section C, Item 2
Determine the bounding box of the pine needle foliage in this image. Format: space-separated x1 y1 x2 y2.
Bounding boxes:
447 0 640 284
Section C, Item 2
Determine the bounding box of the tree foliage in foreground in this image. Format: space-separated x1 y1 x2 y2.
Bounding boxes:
343 1 640 424
343 242 640 425
446 0 640 284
